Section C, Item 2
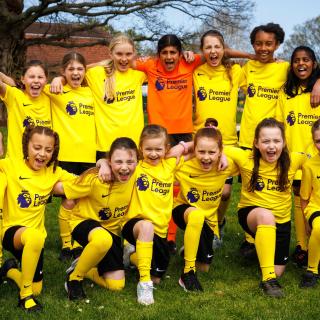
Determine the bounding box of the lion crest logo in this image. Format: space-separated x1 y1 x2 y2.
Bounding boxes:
136 174 149 191
98 208 112 220
187 188 200 203
66 101 78 115
17 190 32 208
247 83 256 97
197 87 207 101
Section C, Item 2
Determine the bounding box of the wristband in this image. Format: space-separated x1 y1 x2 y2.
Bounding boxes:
179 141 188 155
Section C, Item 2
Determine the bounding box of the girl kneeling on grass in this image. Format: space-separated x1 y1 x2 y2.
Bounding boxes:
225 118 307 298
173 126 238 292
300 119 320 287
0 126 73 312
54 137 138 301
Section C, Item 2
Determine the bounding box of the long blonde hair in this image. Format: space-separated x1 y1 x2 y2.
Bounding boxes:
104 34 135 103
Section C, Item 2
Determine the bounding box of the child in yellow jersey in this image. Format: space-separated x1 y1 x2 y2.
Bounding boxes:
225 118 307 298
173 127 238 292
120 125 193 306
0 60 52 159
300 119 320 287
0 126 73 312
53 137 138 301
193 30 242 246
276 46 320 268
51 34 146 157
46 52 96 261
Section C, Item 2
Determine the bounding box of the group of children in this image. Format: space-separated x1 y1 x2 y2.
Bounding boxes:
0 20 320 312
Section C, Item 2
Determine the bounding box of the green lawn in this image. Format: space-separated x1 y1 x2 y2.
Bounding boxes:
0 126 320 319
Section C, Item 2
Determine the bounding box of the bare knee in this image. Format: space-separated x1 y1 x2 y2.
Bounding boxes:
133 220 154 241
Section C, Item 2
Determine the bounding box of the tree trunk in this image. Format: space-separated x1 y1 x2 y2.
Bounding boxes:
0 25 26 78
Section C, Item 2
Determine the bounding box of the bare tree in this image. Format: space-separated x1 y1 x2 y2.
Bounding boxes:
0 0 254 75
282 15 320 60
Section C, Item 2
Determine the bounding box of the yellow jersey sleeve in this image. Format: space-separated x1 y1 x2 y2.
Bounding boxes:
124 158 180 238
86 66 146 151
64 173 135 236
1 86 51 159
300 154 320 220
193 64 241 146
239 60 289 148
44 84 96 163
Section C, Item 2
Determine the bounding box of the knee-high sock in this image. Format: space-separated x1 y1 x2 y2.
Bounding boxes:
308 216 320 274
255 225 276 281
70 228 112 281
294 195 308 251
20 228 45 299
184 210 205 273
136 239 153 282
58 206 72 249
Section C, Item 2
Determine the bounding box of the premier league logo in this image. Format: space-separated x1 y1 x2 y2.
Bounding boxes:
187 188 200 203
155 77 165 91
286 111 296 126
248 83 256 97
197 87 207 101
255 176 265 191
98 208 112 220
136 174 149 191
17 190 32 208
23 116 35 128
66 101 78 115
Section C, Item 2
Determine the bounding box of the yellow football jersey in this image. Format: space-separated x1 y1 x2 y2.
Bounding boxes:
86 66 146 151
63 173 135 236
239 60 289 148
123 158 183 238
0 158 74 237
225 147 306 223
44 84 96 163
174 157 238 234
193 63 242 145
300 154 320 221
1 86 51 159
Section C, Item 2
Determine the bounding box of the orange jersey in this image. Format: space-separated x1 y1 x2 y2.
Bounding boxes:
136 55 202 134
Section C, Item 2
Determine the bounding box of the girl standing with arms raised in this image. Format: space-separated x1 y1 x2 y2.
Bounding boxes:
0 61 51 159
45 52 96 261
276 46 320 267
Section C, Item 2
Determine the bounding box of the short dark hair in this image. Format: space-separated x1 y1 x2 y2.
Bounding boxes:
250 23 285 45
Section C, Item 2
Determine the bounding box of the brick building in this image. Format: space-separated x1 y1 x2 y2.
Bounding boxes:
25 22 111 77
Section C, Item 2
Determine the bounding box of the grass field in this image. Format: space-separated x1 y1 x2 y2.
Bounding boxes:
0 126 320 319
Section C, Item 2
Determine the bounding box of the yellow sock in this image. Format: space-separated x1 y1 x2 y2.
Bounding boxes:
294 195 308 251
85 268 107 287
136 240 153 282
245 232 255 244
72 240 82 250
130 252 138 267
307 216 320 274
255 225 276 281
20 228 45 299
32 281 43 296
7 268 22 288
70 228 112 281
58 206 72 249
105 278 125 291
184 210 205 273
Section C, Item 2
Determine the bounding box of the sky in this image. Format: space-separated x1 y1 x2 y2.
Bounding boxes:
252 0 320 37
